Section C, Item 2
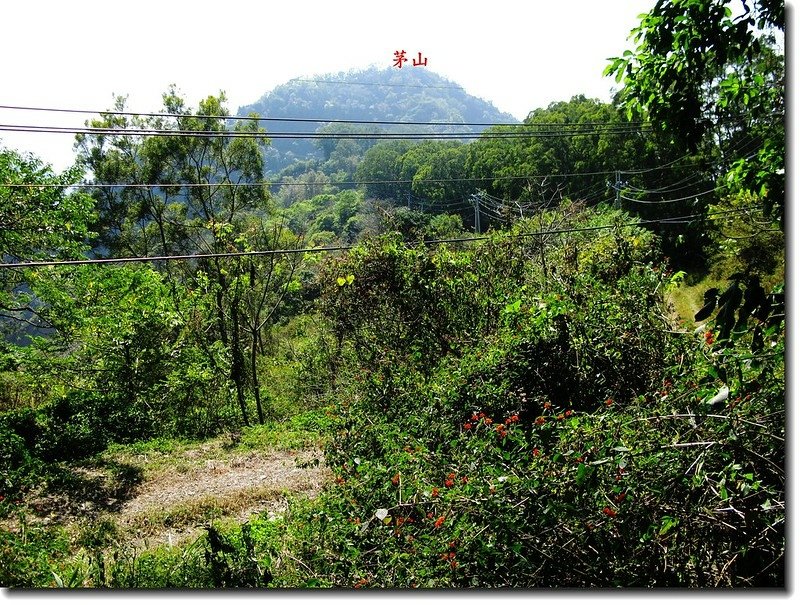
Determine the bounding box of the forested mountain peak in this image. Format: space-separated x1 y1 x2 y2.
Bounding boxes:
239 66 516 123
237 66 518 173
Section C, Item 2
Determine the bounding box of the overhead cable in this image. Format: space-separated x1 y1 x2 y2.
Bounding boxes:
620 186 723 205
0 123 650 140
0 103 650 129
0 207 758 270
1 170 624 190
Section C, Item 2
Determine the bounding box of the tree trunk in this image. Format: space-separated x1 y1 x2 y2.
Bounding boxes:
230 300 249 426
251 333 265 424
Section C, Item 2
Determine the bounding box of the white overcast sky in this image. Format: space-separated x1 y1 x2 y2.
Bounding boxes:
0 0 793 172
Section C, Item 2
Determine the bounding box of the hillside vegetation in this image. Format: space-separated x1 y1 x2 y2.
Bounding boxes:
237 66 517 175
0 0 784 589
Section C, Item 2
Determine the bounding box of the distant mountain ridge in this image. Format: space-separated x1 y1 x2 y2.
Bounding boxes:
236 66 518 174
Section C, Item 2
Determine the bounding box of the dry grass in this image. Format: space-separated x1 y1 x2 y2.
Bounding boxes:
4 422 330 555
115 448 328 547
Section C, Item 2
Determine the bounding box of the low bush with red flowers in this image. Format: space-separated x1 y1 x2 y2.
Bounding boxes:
5 206 779 589
247 212 782 588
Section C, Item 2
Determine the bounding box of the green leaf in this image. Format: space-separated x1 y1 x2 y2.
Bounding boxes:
576 462 590 485
694 299 717 322
659 516 679 536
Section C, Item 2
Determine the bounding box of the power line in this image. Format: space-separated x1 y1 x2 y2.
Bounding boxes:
618 132 764 177
624 172 711 195
0 103 502 127
620 186 723 205
0 169 626 190
0 123 650 140
0 103 650 129
0 207 757 270
10 166 731 193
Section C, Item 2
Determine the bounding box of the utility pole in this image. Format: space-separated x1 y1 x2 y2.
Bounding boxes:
614 170 621 209
471 194 481 234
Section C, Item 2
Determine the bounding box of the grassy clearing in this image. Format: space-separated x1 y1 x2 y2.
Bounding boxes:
1 410 331 587
97 409 329 482
124 486 289 533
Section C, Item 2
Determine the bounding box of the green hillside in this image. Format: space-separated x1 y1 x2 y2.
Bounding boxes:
0 0 784 589
237 66 518 173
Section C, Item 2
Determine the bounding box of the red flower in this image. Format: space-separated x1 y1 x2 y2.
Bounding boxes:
614 492 627 504
463 422 473 430
431 487 440 498
427 512 434 519
441 551 456 562
471 413 479 421
434 516 445 528
535 416 546 425
484 417 493 426
461 475 469 484
705 330 714 345
533 448 541 456
448 472 456 480
605 398 614 407
445 479 454 488
354 578 369 589
543 401 552 410
509 414 519 423
495 423 505 432
575 456 584 463
565 410 573 417
391 473 400 486
603 506 617 518
557 414 565 421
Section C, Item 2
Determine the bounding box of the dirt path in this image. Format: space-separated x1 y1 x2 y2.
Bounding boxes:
119 449 325 519
115 447 329 548
9 442 329 550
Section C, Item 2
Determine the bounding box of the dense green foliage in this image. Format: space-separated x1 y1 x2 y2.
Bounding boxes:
253 205 782 588
0 149 95 347
0 0 784 588
238 67 516 174
4 201 781 588
606 0 784 219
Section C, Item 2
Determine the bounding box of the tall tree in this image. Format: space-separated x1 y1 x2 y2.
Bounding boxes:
466 96 662 206
75 90 299 425
0 147 94 340
605 0 784 218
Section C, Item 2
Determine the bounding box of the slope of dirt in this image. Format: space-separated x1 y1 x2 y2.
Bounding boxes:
6 441 329 550
115 447 329 548
119 449 325 519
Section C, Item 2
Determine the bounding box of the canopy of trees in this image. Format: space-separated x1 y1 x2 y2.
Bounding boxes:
0 1 785 588
237 67 517 174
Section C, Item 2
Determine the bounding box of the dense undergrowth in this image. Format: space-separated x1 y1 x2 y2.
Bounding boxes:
1 202 783 588
273 204 784 588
